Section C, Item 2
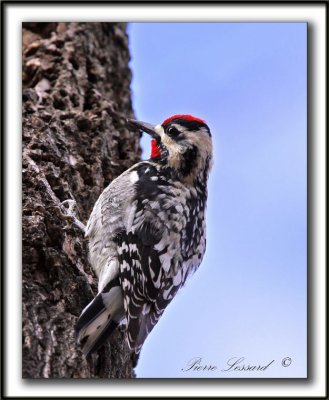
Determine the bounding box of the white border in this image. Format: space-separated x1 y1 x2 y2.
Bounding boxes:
4 3 326 398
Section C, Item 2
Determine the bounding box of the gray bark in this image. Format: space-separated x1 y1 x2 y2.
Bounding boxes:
22 22 140 378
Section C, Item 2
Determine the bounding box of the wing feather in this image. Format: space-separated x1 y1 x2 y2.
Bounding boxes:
117 219 180 352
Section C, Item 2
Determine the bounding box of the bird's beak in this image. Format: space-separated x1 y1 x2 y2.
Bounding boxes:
127 119 160 140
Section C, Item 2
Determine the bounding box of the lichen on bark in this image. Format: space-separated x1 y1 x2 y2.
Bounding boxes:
22 22 140 378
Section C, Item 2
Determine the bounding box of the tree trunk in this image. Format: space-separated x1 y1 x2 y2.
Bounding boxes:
22 22 140 378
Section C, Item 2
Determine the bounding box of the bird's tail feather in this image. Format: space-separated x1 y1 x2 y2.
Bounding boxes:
76 278 124 356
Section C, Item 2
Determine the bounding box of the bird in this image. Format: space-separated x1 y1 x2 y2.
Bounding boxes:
75 114 213 364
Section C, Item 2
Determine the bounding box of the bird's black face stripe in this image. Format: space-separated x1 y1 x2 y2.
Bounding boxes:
180 145 198 176
166 126 181 139
162 118 211 136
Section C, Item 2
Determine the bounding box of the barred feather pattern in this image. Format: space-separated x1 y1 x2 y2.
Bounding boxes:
77 157 209 356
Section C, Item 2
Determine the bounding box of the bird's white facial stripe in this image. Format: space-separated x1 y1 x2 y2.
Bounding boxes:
155 124 164 136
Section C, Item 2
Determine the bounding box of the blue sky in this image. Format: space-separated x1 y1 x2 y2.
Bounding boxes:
128 23 307 378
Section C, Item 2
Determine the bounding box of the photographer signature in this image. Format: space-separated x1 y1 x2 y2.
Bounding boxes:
181 356 277 372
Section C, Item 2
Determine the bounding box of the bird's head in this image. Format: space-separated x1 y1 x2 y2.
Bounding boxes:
128 114 213 183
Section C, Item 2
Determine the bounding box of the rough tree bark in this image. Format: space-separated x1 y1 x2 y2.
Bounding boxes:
22 22 141 378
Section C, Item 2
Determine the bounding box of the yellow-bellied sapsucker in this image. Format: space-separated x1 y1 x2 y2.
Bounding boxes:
75 114 213 364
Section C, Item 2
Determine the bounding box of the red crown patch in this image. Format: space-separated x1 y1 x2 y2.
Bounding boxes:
162 114 206 126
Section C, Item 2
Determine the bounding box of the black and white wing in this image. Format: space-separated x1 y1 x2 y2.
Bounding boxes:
116 163 188 353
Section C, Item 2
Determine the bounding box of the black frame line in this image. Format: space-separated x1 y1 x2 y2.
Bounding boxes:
1 1 327 399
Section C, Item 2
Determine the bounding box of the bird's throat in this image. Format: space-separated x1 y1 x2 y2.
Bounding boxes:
150 139 161 159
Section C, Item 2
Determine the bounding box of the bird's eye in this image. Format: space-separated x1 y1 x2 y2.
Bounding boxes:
166 126 179 137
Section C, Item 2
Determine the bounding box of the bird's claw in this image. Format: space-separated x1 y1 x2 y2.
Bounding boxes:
60 199 86 233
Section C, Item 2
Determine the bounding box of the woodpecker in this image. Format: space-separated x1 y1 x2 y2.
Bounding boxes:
75 114 213 363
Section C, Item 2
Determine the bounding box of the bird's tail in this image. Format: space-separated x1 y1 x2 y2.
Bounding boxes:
76 276 124 356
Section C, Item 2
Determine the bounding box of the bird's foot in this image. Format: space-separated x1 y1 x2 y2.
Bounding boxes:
61 199 86 233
